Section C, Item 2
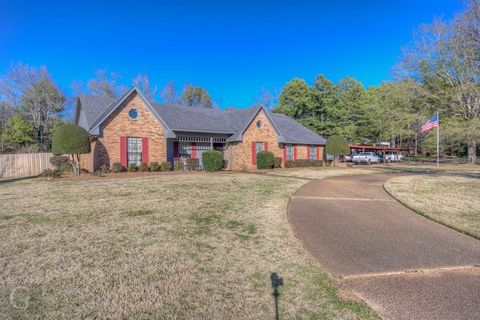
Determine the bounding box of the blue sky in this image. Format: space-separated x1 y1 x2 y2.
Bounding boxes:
0 0 464 108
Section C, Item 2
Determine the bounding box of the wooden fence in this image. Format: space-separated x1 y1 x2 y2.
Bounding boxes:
0 153 53 178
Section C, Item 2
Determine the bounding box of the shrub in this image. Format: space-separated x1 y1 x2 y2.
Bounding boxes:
139 163 150 172
49 155 72 173
92 170 106 177
52 124 90 175
273 157 282 168
49 155 69 167
111 162 125 173
284 159 324 168
311 160 324 167
149 162 161 172
99 164 109 173
160 161 172 171
186 158 200 170
202 150 224 172
127 163 138 172
256 151 275 169
57 162 73 173
174 161 184 171
41 168 61 179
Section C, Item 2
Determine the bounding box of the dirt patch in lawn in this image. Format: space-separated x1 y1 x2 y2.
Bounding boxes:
384 175 480 239
0 172 377 319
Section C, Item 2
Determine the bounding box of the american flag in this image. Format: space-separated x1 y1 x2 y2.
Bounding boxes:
421 114 438 133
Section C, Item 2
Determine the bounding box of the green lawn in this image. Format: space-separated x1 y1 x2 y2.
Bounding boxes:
0 170 377 319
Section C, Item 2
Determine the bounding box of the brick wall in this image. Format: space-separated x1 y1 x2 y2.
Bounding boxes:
230 110 283 170
92 92 167 171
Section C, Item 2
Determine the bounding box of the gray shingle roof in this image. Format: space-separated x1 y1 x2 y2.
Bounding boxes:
76 89 326 145
78 94 115 130
268 112 327 145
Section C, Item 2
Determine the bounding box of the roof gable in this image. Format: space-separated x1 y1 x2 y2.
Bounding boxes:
87 87 175 138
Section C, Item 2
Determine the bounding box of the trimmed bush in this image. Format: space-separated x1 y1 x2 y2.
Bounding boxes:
256 151 275 169
127 163 138 172
160 161 172 171
149 162 161 172
202 150 224 172
273 157 282 169
284 159 324 168
139 163 149 172
111 162 125 173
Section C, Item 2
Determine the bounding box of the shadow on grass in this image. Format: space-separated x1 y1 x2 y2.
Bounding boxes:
0 175 38 185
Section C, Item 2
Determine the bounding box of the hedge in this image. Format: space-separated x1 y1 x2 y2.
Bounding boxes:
284 159 324 168
202 150 224 172
256 151 275 169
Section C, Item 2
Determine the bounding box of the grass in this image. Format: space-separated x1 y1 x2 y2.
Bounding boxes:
384 174 480 239
0 169 378 319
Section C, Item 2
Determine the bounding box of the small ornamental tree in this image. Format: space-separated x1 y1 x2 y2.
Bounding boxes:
325 135 349 166
52 124 90 175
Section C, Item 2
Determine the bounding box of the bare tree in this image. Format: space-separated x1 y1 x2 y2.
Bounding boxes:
398 3 480 163
254 88 277 109
132 73 158 101
87 69 126 98
0 64 65 151
160 81 180 104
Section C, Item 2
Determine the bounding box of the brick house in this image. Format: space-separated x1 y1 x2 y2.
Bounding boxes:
75 87 326 171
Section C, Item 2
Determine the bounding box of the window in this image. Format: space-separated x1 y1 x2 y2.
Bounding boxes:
128 108 138 120
256 142 264 154
256 120 262 128
310 145 316 160
127 137 142 166
286 144 293 161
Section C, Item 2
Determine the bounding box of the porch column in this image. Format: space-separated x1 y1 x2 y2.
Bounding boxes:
210 137 213 150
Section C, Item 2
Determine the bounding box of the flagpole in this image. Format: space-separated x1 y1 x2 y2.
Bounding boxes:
436 110 439 168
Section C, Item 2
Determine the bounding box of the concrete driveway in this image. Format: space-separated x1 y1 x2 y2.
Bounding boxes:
289 174 480 320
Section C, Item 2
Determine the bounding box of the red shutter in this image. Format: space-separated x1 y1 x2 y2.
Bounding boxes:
173 141 179 158
283 145 287 165
293 144 298 161
142 137 149 165
316 145 320 160
264 141 268 152
252 142 256 165
120 136 127 168
191 142 197 159
307 145 311 160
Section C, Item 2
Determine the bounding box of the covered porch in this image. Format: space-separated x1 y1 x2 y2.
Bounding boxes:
171 133 231 170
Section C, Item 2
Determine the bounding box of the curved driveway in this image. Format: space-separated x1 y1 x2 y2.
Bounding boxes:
289 174 480 320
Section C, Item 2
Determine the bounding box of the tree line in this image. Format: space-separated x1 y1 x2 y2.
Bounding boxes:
0 67 215 153
272 0 480 164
